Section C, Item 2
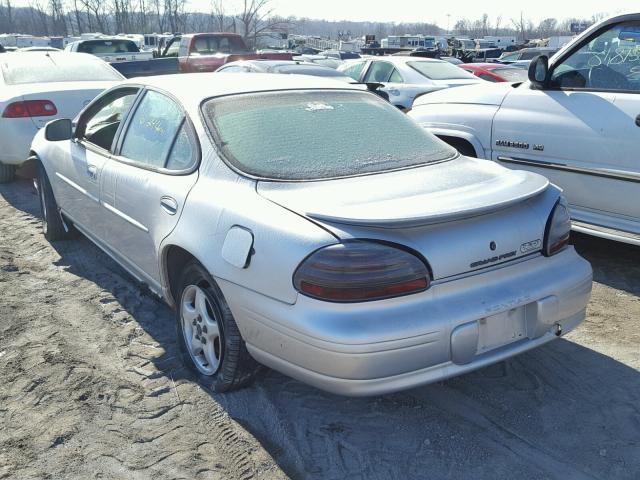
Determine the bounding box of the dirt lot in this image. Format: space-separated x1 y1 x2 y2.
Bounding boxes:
1 179 638 480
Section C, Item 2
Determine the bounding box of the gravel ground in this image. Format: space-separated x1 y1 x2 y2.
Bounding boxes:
0 179 638 480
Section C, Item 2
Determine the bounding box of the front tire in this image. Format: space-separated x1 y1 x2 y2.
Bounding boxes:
36 163 70 241
0 162 16 183
176 261 262 392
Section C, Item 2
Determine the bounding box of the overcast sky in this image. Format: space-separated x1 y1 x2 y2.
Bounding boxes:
9 0 633 30
264 0 630 27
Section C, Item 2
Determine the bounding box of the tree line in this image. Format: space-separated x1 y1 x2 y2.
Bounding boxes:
0 0 607 46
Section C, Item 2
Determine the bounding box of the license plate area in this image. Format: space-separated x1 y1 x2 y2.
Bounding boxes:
477 307 527 353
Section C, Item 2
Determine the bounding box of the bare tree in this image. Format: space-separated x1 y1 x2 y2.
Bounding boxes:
235 0 290 48
511 11 527 42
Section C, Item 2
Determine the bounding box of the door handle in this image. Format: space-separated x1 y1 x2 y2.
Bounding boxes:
635 114 640 127
87 164 98 181
160 196 178 215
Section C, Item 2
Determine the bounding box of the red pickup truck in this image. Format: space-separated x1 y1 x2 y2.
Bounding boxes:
160 33 293 73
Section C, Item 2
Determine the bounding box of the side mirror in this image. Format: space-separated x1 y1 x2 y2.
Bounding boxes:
528 55 549 88
45 118 73 141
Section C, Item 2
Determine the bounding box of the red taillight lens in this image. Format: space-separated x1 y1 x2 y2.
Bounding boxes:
293 241 430 302
544 196 571 256
2 100 57 118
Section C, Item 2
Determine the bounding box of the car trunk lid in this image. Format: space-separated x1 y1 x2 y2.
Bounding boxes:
257 156 555 280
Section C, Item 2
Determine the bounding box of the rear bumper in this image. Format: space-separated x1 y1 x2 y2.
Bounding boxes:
219 248 592 396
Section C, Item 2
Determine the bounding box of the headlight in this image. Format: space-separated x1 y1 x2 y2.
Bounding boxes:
293 240 430 302
544 196 571 256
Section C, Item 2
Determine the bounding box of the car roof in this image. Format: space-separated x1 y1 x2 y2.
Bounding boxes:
0 51 106 67
123 73 362 106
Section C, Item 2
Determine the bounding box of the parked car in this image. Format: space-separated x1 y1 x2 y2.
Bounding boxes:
64 38 154 63
31 73 591 396
19 46 61 52
216 60 353 82
497 47 558 64
440 56 464 65
338 56 482 110
410 13 640 246
293 54 344 69
318 50 362 60
459 63 529 82
0 52 123 182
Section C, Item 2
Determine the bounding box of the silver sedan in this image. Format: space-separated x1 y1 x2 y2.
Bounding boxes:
30 74 592 396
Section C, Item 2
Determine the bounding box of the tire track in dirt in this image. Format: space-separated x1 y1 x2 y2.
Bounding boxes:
0 181 287 480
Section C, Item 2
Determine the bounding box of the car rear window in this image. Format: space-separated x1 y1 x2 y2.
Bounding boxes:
202 90 456 180
77 39 138 54
1 55 123 84
274 65 348 78
407 61 477 80
491 67 528 82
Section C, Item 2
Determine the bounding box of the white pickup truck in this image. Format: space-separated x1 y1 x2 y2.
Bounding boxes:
64 38 153 63
410 13 640 246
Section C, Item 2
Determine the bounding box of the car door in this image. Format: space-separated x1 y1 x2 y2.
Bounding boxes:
101 88 199 290
54 87 140 239
492 19 640 235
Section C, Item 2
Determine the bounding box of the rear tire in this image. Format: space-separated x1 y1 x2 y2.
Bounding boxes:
0 162 16 183
175 261 262 392
36 163 70 241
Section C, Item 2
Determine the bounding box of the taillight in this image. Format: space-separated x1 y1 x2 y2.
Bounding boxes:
293 241 430 302
2 100 57 118
544 196 571 256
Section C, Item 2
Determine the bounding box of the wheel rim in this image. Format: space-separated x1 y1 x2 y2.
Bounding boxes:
180 284 222 375
37 178 48 235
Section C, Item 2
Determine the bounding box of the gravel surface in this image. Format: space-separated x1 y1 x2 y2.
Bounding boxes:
1 179 638 480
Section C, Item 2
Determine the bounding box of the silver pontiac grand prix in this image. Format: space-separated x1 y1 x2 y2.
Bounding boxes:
30 74 593 396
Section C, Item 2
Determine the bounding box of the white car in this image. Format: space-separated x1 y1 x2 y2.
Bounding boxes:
0 52 123 182
338 56 483 110
410 13 640 245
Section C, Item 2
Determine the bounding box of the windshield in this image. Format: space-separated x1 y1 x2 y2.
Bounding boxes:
203 90 455 180
408 61 477 80
1 55 123 84
490 67 528 82
77 39 138 54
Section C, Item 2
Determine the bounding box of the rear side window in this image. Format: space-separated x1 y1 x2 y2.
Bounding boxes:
120 90 196 170
203 90 456 181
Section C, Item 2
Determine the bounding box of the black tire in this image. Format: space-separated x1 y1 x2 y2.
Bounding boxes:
0 162 16 183
36 162 70 241
175 261 262 392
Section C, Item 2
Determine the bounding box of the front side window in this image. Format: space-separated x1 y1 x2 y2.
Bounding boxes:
120 90 187 169
364 61 395 83
203 90 456 181
550 22 640 92
79 88 139 151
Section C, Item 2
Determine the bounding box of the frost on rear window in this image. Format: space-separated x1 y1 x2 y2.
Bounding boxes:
202 90 456 180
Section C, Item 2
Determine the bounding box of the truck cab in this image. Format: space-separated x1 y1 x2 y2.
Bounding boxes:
410 13 640 246
158 33 293 73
